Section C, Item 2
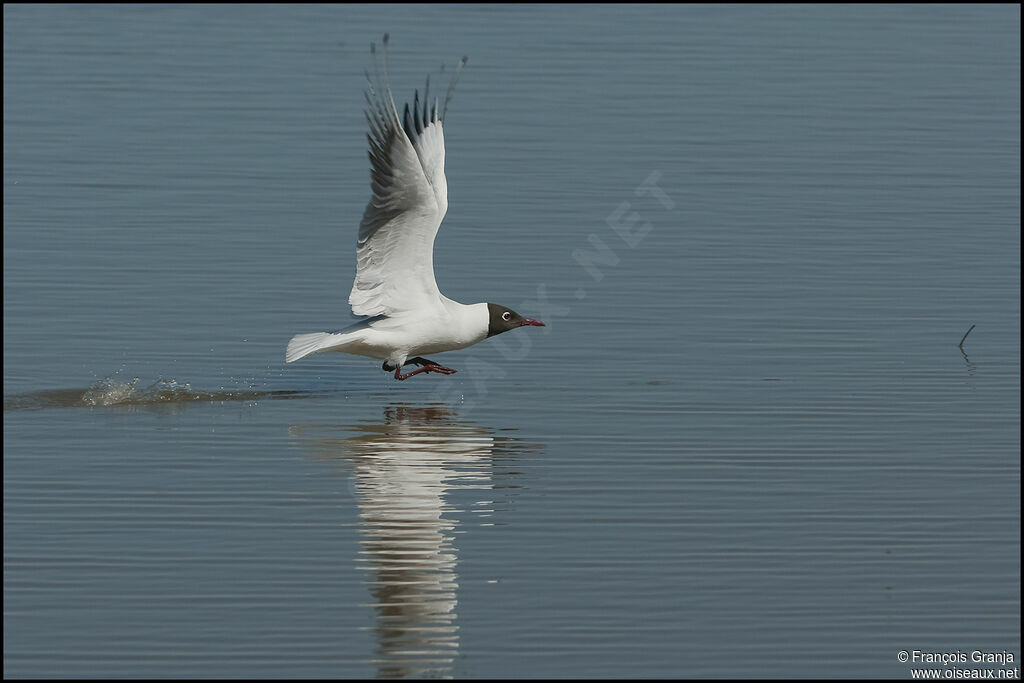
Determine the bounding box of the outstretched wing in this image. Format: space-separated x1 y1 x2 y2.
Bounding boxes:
349 35 467 317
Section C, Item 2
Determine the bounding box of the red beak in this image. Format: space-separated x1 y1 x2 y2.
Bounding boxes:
520 318 545 327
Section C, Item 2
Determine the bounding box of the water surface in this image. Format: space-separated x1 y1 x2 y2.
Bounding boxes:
4 4 1020 678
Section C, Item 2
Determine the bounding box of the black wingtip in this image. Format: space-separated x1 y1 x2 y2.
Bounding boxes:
414 90 424 134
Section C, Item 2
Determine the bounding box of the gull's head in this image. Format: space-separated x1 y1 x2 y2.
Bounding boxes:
486 303 545 338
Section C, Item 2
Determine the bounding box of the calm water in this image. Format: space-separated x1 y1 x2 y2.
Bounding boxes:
4 4 1020 679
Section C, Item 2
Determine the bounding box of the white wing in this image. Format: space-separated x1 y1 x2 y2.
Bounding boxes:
349 36 467 317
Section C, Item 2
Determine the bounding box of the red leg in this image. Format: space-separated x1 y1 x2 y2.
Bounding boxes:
393 358 458 380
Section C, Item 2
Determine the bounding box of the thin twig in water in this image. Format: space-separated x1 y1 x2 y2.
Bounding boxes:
959 324 976 349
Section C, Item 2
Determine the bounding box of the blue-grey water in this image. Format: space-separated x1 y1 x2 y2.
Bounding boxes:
4 4 1020 679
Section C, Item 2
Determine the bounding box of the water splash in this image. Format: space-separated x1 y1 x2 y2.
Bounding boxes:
4 377 317 412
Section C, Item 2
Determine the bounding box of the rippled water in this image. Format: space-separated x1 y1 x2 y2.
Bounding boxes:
4 4 1020 679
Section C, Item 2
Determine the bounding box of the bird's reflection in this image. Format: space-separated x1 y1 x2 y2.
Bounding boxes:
291 403 536 679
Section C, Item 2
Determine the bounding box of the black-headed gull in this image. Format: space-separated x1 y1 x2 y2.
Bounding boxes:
286 35 544 380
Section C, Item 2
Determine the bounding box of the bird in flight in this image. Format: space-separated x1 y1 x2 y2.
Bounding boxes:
286 35 544 380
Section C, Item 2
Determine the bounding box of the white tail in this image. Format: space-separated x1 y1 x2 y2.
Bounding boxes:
285 332 338 363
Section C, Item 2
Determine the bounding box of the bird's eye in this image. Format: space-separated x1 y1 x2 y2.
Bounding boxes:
502 311 512 321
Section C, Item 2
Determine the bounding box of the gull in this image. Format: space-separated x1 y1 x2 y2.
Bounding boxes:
285 35 544 380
